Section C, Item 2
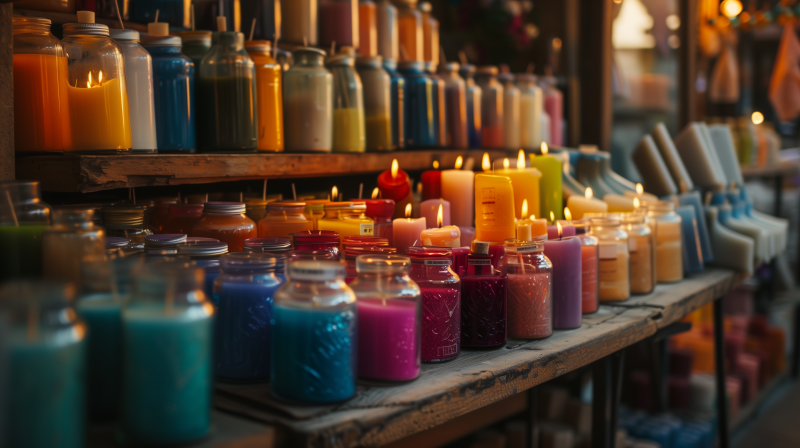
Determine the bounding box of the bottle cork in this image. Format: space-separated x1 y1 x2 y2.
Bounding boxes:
77 11 95 23
471 240 490 255
147 22 169 36
216 16 227 31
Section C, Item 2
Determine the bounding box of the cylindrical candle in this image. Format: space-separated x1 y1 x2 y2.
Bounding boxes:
542 235 582 329
441 168 475 228
530 146 563 221
495 163 542 221
572 219 599 314
378 162 413 219
392 212 426 254
474 174 516 244
420 225 460 247
421 170 442 200
589 216 631 302
647 200 683 283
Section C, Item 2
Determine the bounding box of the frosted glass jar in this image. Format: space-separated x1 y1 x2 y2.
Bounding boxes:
283 48 333 152
356 55 392 151
110 29 157 153
647 200 684 284
621 212 655 294
43 208 106 285
328 52 366 153
589 216 630 302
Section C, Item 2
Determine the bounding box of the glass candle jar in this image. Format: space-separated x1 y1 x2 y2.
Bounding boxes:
474 66 504 149
459 64 482 149
291 230 341 259
622 212 656 295
364 198 395 244
319 0 358 48
303 199 329 229
271 260 357 403
497 239 553 339
244 236 293 253
147 197 179 233
376 0 398 62
318 202 375 239
349 254 421 380
42 208 106 285
245 199 269 224
357 55 393 151
517 73 543 150
396 0 423 62
102 205 151 248
398 60 435 147
122 261 214 445
176 240 229 299
284 47 333 152
647 200 684 284
142 33 196 153
191 202 257 252
571 219 599 314
258 201 314 237
162 204 203 234
0 281 86 448
408 246 461 362
461 241 508 348
0 181 51 280
383 59 405 150
213 253 283 381
328 52 366 153
440 62 468 149
179 31 212 67
62 19 132 153
245 40 284 152
110 29 157 153
12 16 72 152
498 72 520 150
343 245 396 282
197 30 257 152
589 215 631 302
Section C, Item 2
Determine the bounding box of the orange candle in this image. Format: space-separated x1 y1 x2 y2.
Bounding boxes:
246 41 284 152
13 54 72 151
68 72 132 151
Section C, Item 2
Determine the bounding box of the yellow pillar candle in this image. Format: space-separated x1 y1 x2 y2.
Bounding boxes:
529 143 563 220
474 173 516 244
496 150 543 220
603 194 636 213
68 74 132 151
566 187 608 219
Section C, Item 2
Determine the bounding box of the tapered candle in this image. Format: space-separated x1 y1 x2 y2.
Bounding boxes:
392 203 426 254
529 143 563 221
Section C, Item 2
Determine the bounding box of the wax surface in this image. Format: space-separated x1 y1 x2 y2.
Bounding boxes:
357 298 420 380
0 224 46 281
506 271 552 338
530 154 563 221
461 274 508 346
579 240 599 313
78 295 122 419
13 54 72 151
271 304 357 403
474 174 516 243
441 170 474 228
420 286 460 361
598 248 630 301
495 168 542 220
68 77 132 151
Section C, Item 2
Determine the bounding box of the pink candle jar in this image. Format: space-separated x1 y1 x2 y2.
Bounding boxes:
497 239 553 339
291 230 341 259
363 199 395 244
571 219 599 314
408 246 461 362
343 246 397 283
349 254 421 381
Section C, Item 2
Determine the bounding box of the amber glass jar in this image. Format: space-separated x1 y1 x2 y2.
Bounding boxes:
258 201 314 237
190 202 257 252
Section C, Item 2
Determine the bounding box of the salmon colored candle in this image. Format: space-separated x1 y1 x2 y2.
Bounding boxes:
13 54 72 151
572 218 599 314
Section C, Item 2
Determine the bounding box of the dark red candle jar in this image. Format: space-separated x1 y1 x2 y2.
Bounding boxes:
421 170 441 201
162 204 204 235
291 230 340 259
148 197 180 233
363 199 395 245
408 246 461 363
461 241 508 348
343 246 397 283
190 202 257 252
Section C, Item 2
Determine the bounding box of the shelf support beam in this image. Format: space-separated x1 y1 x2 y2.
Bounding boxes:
0 3 13 181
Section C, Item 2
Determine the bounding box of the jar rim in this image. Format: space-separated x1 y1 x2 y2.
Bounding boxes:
244 237 292 251
145 234 188 247
203 201 246 214
354 254 407 272
176 240 229 256
408 246 452 259
287 249 337 261
63 22 110 37
287 260 345 281
221 253 276 271
268 201 306 211
12 15 52 26
345 246 397 260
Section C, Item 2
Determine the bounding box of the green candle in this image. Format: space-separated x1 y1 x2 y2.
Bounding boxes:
0 224 46 280
530 144 563 221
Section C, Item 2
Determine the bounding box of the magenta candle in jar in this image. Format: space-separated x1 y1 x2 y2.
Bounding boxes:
291 230 340 259
343 246 397 283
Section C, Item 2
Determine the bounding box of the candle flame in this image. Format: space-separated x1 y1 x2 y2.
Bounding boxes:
636 183 643 195
585 187 593 199
433 160 439 169
503 158 510 169
372 187 380 199
455 156 463 170
482 153 491 171
98 70 103 84
405 203 412 218
541 142 549 155
331 186 338 200
517 149 526 170
391 159 399 179
549 211 555 223
564 207 572 221
521 199 529 219
416 182 423 194
87 71 92 88
633 197 640 209
751 111 764 125
437 204 443 227
557 221 563 238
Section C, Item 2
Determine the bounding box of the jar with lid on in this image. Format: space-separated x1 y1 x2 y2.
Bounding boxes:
349 254 421 380
110 29 157 153
517 73 543 150
571 218 599 314
12 16 72 152
318 202 374 239
0 181 51 280
398 60 435 147
589 215 631 301
0 281 86 448
474 66 503 148
621 212 655 294
197 30 257 152
461 241 507 348
319 0 358 48
291 230 341 259
497 239 553 339
271 260 357 403
343 245 396 282
121 261 214 445
498 71 520 150
303 199 329 229
214 253 283 381
439 62 468 149
408 246 460 362
396 0 423 62
176 240 229 299
161 204 203 234
244 237 292 282
359 0 377 56
43 208 106 285
191 202 257 252
459 64 482 148
102 205 152 248
142 27 195 153
647 200 684 283
284 47 333 152
383 59 405 150
328 52 366 153
245 40 283 153
258 201 314 237
61 14 132 152
179 31 212 67
356 55 392 151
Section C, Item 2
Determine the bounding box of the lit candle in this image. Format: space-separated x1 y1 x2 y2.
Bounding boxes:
603 194 636 213
420 198 450 227
474 173 516 244
515 199 532 241
495 149 543 220
378 159 413 219
420 204 461 247
547 210 576 239
566 187 608 220
542 223 582 329
441 156 475 228
421 160 442 200
68 70 132 151
529 142 563 221
624 183 660 203
392 203 426 254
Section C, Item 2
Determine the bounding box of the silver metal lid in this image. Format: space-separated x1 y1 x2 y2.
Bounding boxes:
63 22 110 37
177 240 229 256
141 34 182 46
203 202 246 214
145 234 188 247
109 29 140 41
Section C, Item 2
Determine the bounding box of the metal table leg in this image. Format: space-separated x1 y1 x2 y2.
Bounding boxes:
714 298 730 448
593 351 625 448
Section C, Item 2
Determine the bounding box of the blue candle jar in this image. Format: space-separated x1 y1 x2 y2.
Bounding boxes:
383 59 405 150
0 281 86 448
121 261 214 445
213 253 283 381
244 237 290 283
142 34 196 153
271 260 357 403
176 240 229 301
397 61 435 148
459 64 482 149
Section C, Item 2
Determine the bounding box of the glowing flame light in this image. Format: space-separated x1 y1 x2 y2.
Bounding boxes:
391 159 399 179
636 183 644 195
585 187 593 200
720 0 742 18
556 221 563 238
433 160 440 169
437 204 443 227
455 156 463 170
633 197 640 209
521 199 529 219
87 71 92 88
405 203 412 218
517 149 526 170
482 153 491 171
331 186 338 200
541 142 549 155
752 111 764 125
564 207 572 221
98 70 103 84
372 187 380 199
503 158 510 169
549 211 555 223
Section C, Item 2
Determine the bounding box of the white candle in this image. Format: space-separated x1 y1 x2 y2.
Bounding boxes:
566 187 608 219
441 169 474 228
392 204 426 254
420 199 450 227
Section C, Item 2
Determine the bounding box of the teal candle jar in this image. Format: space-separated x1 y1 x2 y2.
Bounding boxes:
271 260 357 403
0 181 50 281
121 261 215 445
0 281 86 448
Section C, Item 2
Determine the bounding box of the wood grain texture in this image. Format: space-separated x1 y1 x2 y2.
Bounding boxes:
13 9 148 32
0 4 13 181
15 150 512 192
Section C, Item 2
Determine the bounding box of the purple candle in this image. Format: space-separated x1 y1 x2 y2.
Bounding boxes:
357 298 420 380
547 223 576 239
542 235 582 329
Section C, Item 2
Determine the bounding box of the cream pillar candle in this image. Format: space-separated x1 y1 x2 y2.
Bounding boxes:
440 158 474 228
566 188 608 219
603 194 636 213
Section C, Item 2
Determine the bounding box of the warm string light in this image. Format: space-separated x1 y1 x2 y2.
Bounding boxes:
585 187 593 200
455 156 464 170
437 204 443 228
720 0 743 18
541 142 549 155
372 187 380 199
391 159 399 179
752 111 764 125
404 203 412 219
482 153 491 171
517 149 526 170
564 207 572 221
521 199 529 219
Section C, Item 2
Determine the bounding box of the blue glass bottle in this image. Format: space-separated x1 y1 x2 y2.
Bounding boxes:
213 253 283 381
459 64 483 148
383 58 405 150
142 34 196 153
397 61 435 148
427 71 447 147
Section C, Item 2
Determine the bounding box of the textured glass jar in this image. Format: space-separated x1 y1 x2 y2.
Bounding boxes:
343 245 396 282
350 254 421 380
459 64 482 148
328 52 366 153
179 31 212 67
318 202 375 239
497 239 553 339
571 218 599 314
474 66 504 149
291 230 341 259
0 181 51 280
258 201 315 237
102 205 151 248
12 16 72 152
271 260 357 403
397 60 435 147
622 212 656 295
647 200 684 283
42 208 106 285
110 29 157 153
213 253 283 381
439 62 468 149
357 55 393 151
161 204 203 235
517 73 543 150
122 261 214 445
0 281 86 448
589 215 631 302
245 40 284 152
383 59 405 150
408 246 460 362
461 241 508 348
284 47 333 152
191 202 257 252
62 20 132 152
176 240 229 299
197 31 257 152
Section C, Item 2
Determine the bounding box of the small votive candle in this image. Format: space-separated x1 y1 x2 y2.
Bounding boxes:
571 219 599 314
588 215 630 302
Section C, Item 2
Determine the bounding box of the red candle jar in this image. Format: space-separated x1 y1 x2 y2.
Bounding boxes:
341 235 389 251
291 230 341 259
363 199 395 245
378 164 413 219
162 204 204 235
243 237 292 253
343 246 397 283
148 197 180 233
287 249 338 262
421 170 441 201
190 202 257 252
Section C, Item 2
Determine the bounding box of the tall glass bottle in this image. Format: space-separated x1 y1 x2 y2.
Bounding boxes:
281 0 318 45
497 239 553 339
475 66 504 149
376 0 398 63
0 181 51 280
498 72 520 150
440 62 468 149
319 0 358 48
358 0 377 56
384 58 405 150
541 76 563 146
328 52 366 153
197 30 257 152
396 0 423 62
357 55 392 151
418 1 438 72
459 64 482 148
42 208 106 286
245 40 284 152
283 47 333 152
461 241 507 348
179 31 212 67
398 60 435 147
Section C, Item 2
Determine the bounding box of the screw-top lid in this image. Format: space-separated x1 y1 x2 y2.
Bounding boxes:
186 237 219 243
245 39 271 53
203 201 246 214
220 253 276 271
63 22 110 37
324 201 367 211
287 260 345 281
327 52 355 66
356 254 410 273
102 205 146 228
106 236 130 248
177 240 228 256
145 234 187 247
244 237 292 252
13 16 52 26
476 66 499 76
268 201 306 212
470 240 490 255
109 29 140 41
356 55 383 68
288 249 337 261
180 30 212 43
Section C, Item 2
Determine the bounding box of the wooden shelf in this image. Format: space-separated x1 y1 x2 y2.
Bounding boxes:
215 268 744 447
740 161 800 179
15 150 510 193
14 9 147 32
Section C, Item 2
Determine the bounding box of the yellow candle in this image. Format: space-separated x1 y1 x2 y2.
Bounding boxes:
420 226 461 247
67 74 132 151
566 188 608 219
530 218 548 238
474 174 516 244
317 202 374 239
604 194 636 213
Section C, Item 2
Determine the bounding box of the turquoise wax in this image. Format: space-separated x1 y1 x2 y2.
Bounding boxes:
0 224 46 280
121 305 213 445
77 294 122 420
271 304 357 403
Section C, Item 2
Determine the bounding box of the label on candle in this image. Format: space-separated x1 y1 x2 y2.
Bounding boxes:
360 223 374 236
628 237 638 253
438 344 458 357
468 259 492 266
599 243 618 260
516 245 539 253
424 259 451 266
